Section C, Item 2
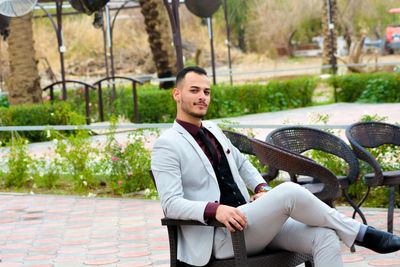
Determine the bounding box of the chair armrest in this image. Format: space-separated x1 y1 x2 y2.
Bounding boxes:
249 138 340 202
346 137 383 185
161 217 225 227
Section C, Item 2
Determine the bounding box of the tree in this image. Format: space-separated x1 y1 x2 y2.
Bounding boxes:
7 13 42 105
138 0 177 89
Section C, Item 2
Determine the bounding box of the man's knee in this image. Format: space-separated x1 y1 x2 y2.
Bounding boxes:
274 181 304 195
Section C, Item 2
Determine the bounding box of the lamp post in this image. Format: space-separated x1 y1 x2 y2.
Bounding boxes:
55 0 67 99
222 0 245 85
326 0 337 75
184 0 221 85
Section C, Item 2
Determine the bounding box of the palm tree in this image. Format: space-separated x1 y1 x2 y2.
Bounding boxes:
322 0 338 74
138 0 177 89
7 13 42 105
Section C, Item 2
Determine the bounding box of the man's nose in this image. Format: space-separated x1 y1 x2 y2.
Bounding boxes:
198 91 206 99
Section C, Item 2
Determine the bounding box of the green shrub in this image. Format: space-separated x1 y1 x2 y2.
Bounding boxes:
0 102 85 143
0 95 9 108
0 123 154 196
1 135 35 188
101 124 154 195
328 73 400 102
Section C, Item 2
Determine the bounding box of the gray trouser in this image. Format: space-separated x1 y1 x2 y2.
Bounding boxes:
213 182 361 267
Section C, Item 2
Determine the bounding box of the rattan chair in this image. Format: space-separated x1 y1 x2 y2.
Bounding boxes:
265 126 365 222
346 121 400 233
149 170 314 267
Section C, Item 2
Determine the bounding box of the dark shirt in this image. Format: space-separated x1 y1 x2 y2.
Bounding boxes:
176 119 267 218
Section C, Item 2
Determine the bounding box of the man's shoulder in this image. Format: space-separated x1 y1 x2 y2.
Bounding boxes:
202 120 219 130
156 127 180 142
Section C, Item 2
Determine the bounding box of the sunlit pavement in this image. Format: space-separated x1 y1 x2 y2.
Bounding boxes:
0 193 399 266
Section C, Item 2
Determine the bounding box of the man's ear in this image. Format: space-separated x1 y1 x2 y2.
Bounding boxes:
173 88 180 102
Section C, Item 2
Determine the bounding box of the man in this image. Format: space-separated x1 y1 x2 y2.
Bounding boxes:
151 66 400 267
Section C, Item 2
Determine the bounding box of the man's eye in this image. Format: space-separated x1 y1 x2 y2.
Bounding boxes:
204 91 210 95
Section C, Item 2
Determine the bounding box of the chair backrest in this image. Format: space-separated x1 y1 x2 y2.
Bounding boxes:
249 137 340 203
345 121 400 184
266 126 359 185
346 121 400 148
222 129 256 156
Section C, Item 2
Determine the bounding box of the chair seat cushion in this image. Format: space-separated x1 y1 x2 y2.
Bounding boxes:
364 171 400 186
302 183 324 195
296 176 315 185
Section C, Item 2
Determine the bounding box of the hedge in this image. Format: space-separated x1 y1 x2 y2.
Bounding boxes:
0 102 85 143
116 77 316 123
328 72 400 103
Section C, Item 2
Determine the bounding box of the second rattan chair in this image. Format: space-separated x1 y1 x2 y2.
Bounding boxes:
346 121 400 233
265 126 365 222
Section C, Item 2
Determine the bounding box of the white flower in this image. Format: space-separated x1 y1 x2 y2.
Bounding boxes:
50 113 54 116
25 140 29 144
53 139 58 145
79 175 83 180
83 181 87 186
46 130 51 138
144 188 151 196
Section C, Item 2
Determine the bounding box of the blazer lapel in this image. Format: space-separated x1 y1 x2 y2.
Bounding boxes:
173 122 217 179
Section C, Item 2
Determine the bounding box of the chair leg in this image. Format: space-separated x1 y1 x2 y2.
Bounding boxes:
352 186 370 220
388 186 395 233
343 189 367 225
167 225 179 267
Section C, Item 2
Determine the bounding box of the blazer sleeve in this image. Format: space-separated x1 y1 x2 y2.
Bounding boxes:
151 135 209 224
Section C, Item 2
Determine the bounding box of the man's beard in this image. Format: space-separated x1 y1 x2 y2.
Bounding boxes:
181 98 207 119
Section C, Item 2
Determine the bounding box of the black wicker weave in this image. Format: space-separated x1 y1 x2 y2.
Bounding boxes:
346 121 400 233
265 126 365 222
149 167 314 267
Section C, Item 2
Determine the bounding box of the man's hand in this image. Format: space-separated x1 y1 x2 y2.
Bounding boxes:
250 192 267 202
215 205 247 232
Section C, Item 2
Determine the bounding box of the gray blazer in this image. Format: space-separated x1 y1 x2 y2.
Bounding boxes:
151 120 265 266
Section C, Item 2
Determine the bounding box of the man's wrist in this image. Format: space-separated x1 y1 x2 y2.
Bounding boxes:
259 185 272 192
204 202 220 219
255 183 271 193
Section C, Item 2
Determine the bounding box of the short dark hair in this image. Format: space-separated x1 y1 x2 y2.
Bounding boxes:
176 66 207 87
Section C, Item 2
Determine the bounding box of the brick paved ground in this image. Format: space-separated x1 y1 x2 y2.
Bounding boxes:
0 193 399 267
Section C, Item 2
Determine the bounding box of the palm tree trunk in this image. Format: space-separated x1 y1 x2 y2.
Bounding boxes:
139 0 177 89
7 13 42 105
322 0 338 74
